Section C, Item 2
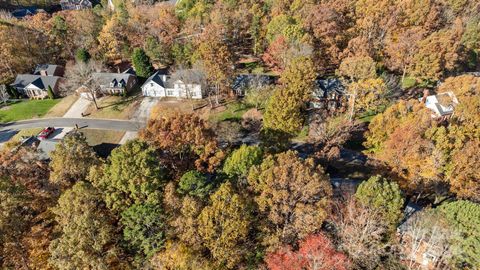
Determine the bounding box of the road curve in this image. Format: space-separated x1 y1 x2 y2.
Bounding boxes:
0 118 145 132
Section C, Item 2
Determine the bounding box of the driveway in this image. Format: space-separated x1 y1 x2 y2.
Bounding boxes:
63 97 91 118
132 97 159 121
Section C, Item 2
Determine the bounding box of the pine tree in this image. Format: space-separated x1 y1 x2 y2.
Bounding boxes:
131 48 153 78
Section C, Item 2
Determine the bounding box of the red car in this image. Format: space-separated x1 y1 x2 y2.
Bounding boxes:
38 127 55 140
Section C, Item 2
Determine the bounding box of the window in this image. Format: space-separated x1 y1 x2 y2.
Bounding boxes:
191 91 196 97
167 90 174 96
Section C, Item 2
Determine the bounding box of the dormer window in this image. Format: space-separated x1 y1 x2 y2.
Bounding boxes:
118 79 125 87
110 79 117 87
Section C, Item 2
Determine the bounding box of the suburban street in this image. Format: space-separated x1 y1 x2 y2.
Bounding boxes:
0 118 145 143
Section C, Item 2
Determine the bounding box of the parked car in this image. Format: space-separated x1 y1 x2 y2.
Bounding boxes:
38 127 55 140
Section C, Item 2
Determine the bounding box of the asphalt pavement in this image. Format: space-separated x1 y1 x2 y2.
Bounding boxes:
0 118 145 144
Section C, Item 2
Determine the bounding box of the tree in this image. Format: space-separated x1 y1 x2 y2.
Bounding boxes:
62 61 104 110
49 132 100 189
263 56 317 136
265 233 351 270
334 199 394 269
121 203 166 263
438 200 480 268
400 209 454 270
248 150 332 247
410 22 463 82
197 27 234 104
244 84 275 110
0 177 31 269
337 55 377 120
447 139 480 201
223 144 263 179
47 85 55 99
198 182 252 268
177 170 214 199
151 241 213 270
75 48 90 63
347 78 388 114
88 140 167 212
0 85 9 104
131 48 153 78
98 16 128 62
140 113 225 174
355 175 404 229
49 182 125 270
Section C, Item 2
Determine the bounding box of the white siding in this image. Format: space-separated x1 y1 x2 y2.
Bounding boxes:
142 82 166 97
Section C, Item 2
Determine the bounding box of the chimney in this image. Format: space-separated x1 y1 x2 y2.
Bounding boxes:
162 75 167 82
421 89 429 103
40 70 47 76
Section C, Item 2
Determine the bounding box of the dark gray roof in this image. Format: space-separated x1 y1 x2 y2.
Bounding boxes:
11 7 38 18
232 74 277 92
122 67 136 75
93 72 136 86
34 64 63 76
143 71 168 88
313 78 345 99
60 0 92 6
10 74 61 90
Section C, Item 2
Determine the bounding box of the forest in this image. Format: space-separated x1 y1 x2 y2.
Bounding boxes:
0 0 479 269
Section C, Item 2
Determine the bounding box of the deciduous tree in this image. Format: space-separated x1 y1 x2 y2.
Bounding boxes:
248 150 332 247
265 233 351 270
198 182 252 268
177 170 214 199
89 140 167 212
140 113 225 173
49 182 125 270
49 132 100 189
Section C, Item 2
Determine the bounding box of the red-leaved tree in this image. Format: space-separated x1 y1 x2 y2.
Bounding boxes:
265 233 351 270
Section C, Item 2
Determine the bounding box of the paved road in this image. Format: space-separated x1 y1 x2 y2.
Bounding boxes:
0 118 145 143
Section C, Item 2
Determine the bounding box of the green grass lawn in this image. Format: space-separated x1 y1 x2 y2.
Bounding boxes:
0 99 61 123
209 102 252 122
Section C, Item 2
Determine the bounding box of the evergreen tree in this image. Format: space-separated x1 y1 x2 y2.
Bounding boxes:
47 86 55 99
177 170 214 199
121 203 166 264
223 144 263 179
75 48 91 63
131 48 153 78
355 175 404 229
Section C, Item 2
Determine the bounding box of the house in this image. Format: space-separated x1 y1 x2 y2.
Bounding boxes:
11 7 44 19
141 70 204 99
60 0 93 10
420 90 459 119
10 64 64 99
10 74 61 99
92 71 137 96
231 74 277 96
311 78 346 111
398 203 448 270
34 64 65 77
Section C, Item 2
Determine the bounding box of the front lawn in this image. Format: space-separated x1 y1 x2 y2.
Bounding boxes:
84 95 141 120
0 99 61 123
45 95 79 117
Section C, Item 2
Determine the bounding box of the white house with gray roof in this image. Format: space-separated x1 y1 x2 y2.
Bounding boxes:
420 91 459 119
141 70 204 99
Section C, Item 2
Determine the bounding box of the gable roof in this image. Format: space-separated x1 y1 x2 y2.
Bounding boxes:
11 7 38 18
313 78 346 99
142 71 167 88
93 72 136 86
59 0 92 6
11 74 61 90
34 64 63 76
232 74 277 92
423 91 459 117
